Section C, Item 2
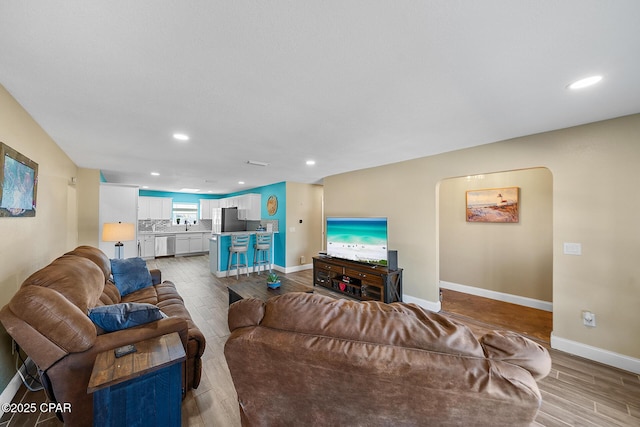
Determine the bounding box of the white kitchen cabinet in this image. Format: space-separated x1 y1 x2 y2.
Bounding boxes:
149 198 163 218
138 197 151 219
161 198 173 219
220 197 239 208
175 235 190 255
140 235 155 259
218 194 261 219
236 195 248 218
189 234 204 253
139 196 173 220
237 194 262 220
176 233 206 255
199 199 220 219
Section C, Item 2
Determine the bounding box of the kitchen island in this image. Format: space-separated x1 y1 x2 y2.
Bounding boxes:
209 231 277 277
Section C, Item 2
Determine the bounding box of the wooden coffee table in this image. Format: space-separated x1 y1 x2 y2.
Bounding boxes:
227 276 313 305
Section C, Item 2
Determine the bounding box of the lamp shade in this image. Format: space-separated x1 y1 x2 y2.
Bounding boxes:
102 222 135 242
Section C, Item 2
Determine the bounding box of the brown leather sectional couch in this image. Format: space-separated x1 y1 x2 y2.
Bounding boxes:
225 292 551 426
0 246 205 426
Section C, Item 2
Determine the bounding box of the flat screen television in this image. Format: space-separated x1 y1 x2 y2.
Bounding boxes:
0 142 38 217
326 217 388 265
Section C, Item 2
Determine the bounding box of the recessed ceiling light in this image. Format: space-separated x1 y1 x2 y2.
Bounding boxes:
306 160 316 166
179 188 200 193
568 75 603 90
238 181 245 185
150 172 160 176
142 185 149 189
173 133 190 141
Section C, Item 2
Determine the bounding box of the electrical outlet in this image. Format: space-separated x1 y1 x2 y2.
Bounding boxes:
582 311 596 327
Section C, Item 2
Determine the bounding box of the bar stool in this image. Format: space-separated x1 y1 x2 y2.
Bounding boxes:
227 234 250 279
253 232 272 275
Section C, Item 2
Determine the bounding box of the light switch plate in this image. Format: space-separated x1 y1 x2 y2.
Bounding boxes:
563 242 582 255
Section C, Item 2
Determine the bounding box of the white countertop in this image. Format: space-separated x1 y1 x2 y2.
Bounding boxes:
212 231 279 236
141 230 278 237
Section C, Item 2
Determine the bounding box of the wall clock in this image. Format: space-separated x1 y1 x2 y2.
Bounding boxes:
266 195 278 216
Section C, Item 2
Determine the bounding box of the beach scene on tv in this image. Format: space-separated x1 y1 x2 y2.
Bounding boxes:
326 217 388 265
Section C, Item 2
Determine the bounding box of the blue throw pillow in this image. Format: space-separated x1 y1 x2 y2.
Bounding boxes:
110 257 153 296
88 303 166 333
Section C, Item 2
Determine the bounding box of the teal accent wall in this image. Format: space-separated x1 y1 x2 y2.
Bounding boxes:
228 182 287 267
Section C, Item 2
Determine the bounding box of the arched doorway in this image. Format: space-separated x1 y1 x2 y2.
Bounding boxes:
438 167 553 341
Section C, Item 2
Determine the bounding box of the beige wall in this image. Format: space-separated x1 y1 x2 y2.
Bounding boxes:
0 84 79 388
285 183 323 268
439 168 553 302
324 114 640 361
77 168 101 247
0 85 80 302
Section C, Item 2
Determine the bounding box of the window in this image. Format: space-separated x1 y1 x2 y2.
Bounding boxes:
172 202 198 224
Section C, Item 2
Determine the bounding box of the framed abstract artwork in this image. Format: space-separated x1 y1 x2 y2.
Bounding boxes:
0 142 38 217
466 187 519 223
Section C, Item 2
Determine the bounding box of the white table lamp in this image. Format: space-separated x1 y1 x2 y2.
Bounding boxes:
102 222 135 259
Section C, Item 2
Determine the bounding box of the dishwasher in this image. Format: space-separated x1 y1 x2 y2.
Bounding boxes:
155 235 176 257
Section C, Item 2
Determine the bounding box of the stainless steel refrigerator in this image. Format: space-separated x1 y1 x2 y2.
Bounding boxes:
212 207 246 233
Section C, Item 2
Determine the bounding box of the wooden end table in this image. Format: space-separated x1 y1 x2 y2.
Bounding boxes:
87 332 186 427
227 276 313 305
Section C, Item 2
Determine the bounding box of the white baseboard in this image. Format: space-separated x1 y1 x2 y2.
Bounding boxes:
439 281 553 312
214 268 255 278
213 264 309 277
551 333 640 375
439 281 639 374
282 263 312 274
0 371 22 417
402 294 441 313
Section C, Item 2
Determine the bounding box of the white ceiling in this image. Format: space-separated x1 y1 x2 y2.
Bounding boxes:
1 1 639 194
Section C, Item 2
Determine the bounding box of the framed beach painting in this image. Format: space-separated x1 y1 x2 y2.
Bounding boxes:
466 187 519 223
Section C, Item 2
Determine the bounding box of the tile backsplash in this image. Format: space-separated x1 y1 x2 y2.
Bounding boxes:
246 219 279 232
138 219 212 233
138 218 278 233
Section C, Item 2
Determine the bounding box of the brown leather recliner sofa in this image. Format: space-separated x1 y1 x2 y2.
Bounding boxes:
0 246 206 426
225 292 551 426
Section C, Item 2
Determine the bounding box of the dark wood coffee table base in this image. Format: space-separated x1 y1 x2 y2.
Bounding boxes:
227 276 314 305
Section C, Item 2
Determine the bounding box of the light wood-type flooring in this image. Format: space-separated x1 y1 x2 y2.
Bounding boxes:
1 254 638 426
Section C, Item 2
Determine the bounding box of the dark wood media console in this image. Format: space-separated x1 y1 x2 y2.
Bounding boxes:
313 256 403 303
